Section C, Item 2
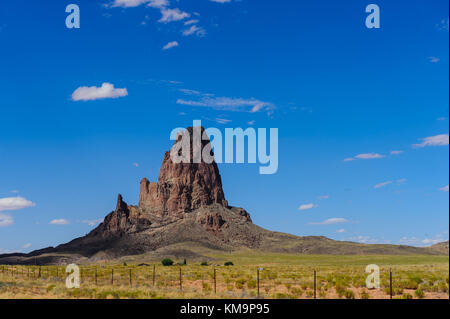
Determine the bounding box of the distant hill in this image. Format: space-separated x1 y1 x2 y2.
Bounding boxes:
429 241 450 255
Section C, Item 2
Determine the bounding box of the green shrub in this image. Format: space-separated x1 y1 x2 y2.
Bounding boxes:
403 280 419 289
393 287 403 295
46 284 56 293
344 290 355 299
290 287 303 296
360 290 370 299
401 293 413 299
336 285 346 298
247 280 257 289
408 275 423 285
200 261 208 266
161 258 174 266
414 289 425 299
235 278 246 289
224 261 234 266
437 281 448 293
202 282 212 292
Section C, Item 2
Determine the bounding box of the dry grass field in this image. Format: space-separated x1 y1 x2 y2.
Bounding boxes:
0 252 448 299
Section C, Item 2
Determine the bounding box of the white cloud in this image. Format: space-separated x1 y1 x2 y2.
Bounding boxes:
180 88 201 95
133 162 139 167
317 195 329 200
348 235 380 244
147 0 169 8
298 203 317 211
214 118 232 124
0 197 35 212
413 134 449 148
49 219 70 225
177 96 275 114
210 0 231 3
111 0 149 7
81 219 103 227
309 218 349 225
421 238 441 245
22 243 32 249
390 150 403 155
428 56 440 63
159 8 190 23
162 41 179 50
397 178 407 184
440 185 449 192
398 233 448 247
374 181 393 189
336 229 346 233
344 153 385 162
0 213 13 227
247 120 255 125
111 0 168 8
71 83 128 101
355 153 385 160
184 19 199 26
436 18 449 31
182 25 206 36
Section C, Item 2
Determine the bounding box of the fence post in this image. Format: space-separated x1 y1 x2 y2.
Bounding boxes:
214 267 217 294
257 268 260 298
180 267 183 291
153 264 156 286
129 269 132 287
111 268 114 285
314 270 317 299
38 266 41 278
179 268 182 292
389 268 392 299
95 268 98 286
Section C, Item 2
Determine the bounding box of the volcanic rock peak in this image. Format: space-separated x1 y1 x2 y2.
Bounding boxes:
139 126 228 216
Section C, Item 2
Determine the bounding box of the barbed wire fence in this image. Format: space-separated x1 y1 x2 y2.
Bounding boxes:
0 263 447 299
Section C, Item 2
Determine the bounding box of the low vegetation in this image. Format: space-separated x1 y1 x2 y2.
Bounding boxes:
0 253 448 299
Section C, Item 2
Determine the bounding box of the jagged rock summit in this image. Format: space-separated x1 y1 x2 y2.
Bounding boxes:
139 126 228 217
0 126 447 265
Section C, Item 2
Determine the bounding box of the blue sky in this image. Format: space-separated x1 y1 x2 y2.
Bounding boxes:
0 0 448 253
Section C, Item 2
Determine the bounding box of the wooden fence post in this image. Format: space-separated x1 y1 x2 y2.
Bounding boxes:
390 268 393 299
129 269 132 287
214 267 217 294
153 264 156 286
314 270 317 299
257 268 260 298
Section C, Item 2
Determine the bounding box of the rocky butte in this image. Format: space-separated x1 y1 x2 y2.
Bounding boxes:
0 127 446 264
